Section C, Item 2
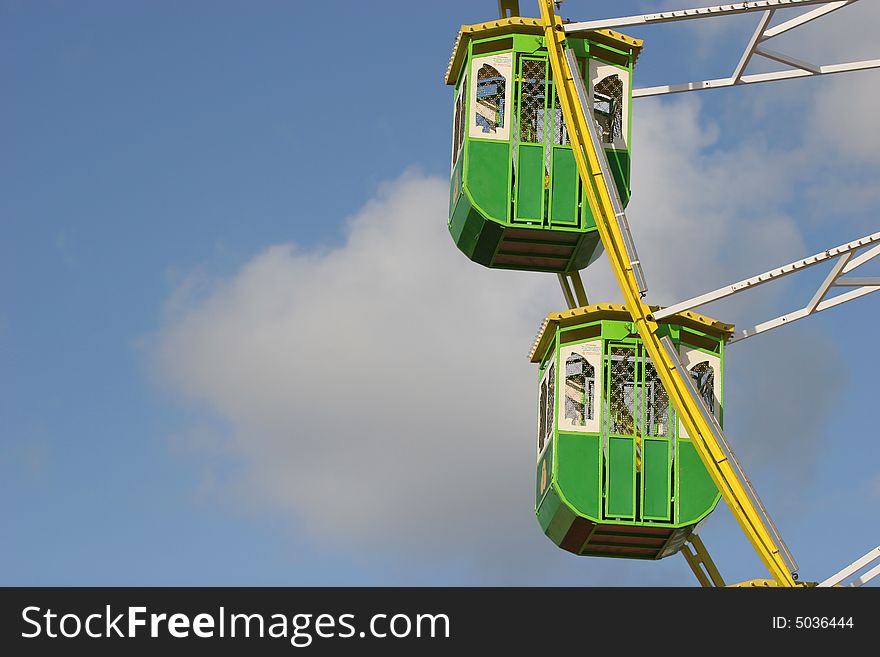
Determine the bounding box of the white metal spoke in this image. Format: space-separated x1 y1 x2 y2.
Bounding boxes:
818 545 880 587
654 231 880 320
806 252 851 313
591 0 877 98
564 1 837 32
761 0 856 39
633 60 880 97
843 243 880 272
729 286 879 343
851 562 880 587
833 277 880 287
652 230 880 345
734 10 776 83
754 46 821 74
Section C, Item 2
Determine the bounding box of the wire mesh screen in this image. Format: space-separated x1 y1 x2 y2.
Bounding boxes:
476 64 506 134
607 347 637 435
565 354 594 426
690 361 715 416
644 361 671 437
552 84 568 146
593 74 623 144
546 362 555 443
519 60 546 144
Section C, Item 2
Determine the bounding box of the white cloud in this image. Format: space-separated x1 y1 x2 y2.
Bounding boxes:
627 96 808 303
809 76 880 165
151 80 867 582
155 172 557 555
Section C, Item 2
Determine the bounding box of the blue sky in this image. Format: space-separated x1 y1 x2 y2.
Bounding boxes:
2 1 878 586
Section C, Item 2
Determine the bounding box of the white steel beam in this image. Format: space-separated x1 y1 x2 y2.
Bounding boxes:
850 562 880 587
844 243 880 272
754 46 822 74
606 0 872 98
818 545 880 587
806 252 851 313
563 0 837 33
734 10 776 83
653 231 880 320
833 277 880 287
654 230 880 345
761 0 856 39
633 59 880 97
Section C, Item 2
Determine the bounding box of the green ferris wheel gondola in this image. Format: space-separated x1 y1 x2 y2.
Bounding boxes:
446 17 642 273
529 304 733 559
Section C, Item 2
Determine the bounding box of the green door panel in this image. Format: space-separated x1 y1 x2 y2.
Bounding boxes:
555 433 600 519
515 144 545 223
466 140 510 222
642 438 671 520
604 148 631 207
550 147 578 226
677 440 720 524
606 437 635 519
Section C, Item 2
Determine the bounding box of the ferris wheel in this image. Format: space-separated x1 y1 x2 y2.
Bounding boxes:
446 0 880 587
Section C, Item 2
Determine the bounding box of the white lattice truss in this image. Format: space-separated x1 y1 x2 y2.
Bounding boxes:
653 231 880 343
563 0 880 98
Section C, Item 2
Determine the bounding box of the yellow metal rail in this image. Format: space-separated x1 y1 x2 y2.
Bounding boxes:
538 0 796 587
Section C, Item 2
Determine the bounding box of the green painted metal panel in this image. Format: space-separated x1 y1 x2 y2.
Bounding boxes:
471 214 504 265
567 231 602 272
601 320 631 341
606 437 635 518
536 484 561 533
642 438 671 520
545 496 576 545
567 39 589 58
580 187 597 230
677 440 720 524
550 147 578 226
512 33 545 55
448 192 473 248
466 140 510 222
604 148 631 207
516 144 545 222
448 191 504 267
555 432 600 520
536 440 554 507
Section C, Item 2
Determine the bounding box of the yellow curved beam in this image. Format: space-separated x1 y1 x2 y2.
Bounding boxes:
537 0 795 587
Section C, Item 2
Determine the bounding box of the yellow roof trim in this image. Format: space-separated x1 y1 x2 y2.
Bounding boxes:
445 17 643 85
528 303 735 363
